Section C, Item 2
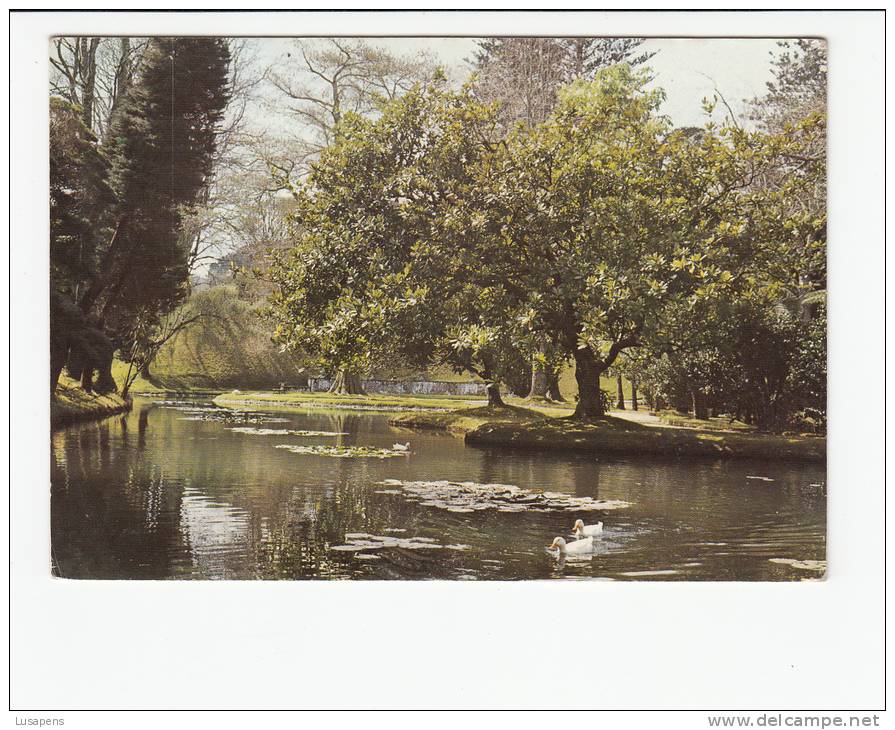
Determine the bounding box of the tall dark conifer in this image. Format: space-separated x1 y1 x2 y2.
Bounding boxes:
49 97 116 392
81 37 230 334
562 38 656 79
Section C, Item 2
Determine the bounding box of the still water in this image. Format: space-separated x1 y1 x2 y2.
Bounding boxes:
51 397 826 581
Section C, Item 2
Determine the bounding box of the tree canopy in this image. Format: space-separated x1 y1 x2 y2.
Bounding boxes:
265 62 826 423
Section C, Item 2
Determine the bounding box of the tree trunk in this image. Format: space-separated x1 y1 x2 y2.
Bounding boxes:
691 389 708 420
572 347 605 419
78 216 127 315
486 381 505 407
51 361 65 394
798 232 816 323
615 374 626 410
80 366 94 393
546 366 565 402
631 379 639 411
527 359 548 400
51 347 67 394
121 360 140 400
109 38 133 124
80 38 100 130
95 364 117 394
328 369 366 395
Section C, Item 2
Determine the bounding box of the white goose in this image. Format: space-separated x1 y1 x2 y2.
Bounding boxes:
572 519 604 539
548 536 595 556
392 442 411 452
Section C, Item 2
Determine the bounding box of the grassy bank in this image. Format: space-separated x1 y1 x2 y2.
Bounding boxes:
465 415 825 462
390 404 550 433
52 374 131 429
393 404 824 462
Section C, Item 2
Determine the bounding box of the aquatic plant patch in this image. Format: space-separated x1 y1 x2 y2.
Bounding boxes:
275 444 409 458
228 427 348 436
163 405 292 424
377 479 632 513
768 558 826 572
330 533 470 552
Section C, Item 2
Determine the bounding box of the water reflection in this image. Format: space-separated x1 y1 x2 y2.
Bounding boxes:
51 398 826 581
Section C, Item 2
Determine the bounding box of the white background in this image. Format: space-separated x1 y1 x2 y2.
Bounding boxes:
6 6 888 723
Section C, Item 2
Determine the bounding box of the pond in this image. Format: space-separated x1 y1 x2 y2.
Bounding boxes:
51 397 826 581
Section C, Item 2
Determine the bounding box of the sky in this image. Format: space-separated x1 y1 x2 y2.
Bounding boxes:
249 36 786 128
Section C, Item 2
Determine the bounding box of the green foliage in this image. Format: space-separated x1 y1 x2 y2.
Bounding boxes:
632 300 827 432
145 285 311 390
49 98 117 391
787 303 827 431
266 79 525 389
752 39 826 128
49 97 115 293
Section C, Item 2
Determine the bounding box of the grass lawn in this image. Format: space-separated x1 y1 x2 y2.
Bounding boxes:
52 374 131 428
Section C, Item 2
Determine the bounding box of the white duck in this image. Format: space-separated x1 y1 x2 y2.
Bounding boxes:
572 519 604 539
548 536 595 556
392 442 411 452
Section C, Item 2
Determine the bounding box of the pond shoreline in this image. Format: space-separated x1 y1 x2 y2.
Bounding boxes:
392 408 826 463
209 391 825 463
51 376 132 429
463 420 825 462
